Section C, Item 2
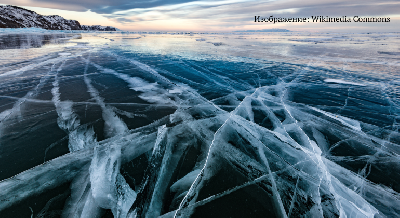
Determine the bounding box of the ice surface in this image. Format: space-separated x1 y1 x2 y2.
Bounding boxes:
0 31 400 218
324 79 365 86
0 27 53 33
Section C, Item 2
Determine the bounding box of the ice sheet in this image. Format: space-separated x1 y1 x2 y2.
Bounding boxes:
0 31 399 218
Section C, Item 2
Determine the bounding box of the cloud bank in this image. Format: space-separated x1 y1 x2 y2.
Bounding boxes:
3 0 399 31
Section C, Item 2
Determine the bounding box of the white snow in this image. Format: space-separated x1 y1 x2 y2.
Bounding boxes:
58 52 71 56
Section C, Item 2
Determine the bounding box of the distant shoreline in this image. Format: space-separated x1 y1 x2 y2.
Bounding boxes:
234 29 290 32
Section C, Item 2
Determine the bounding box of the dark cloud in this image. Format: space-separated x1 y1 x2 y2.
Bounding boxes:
109 16 136 23
30 0 203 13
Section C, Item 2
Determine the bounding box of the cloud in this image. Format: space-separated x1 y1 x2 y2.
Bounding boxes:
4 0 400 31
27 0 204 13
102 0 400 24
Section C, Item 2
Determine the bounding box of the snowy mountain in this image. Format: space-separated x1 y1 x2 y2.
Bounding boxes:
0 5 81 30
0 5 116 31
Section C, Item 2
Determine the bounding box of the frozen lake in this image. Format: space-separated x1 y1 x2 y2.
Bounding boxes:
0 30 400 217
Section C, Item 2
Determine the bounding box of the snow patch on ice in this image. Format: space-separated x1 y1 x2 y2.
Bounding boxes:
58 52 71 56
168 87 183 94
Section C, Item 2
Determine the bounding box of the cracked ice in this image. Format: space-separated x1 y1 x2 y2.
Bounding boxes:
0 31 400 218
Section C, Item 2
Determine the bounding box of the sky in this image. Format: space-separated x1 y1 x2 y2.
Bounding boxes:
1 0 400 32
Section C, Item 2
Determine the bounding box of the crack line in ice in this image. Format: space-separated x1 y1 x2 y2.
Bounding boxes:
230 116 319 179
310 106 362 132
225 94 373 216
325 123 399 157
0 62 60 148
380 83 400 146
230 116 288 218
0 64 54 124
278 82 349 216
81 55 128 138
90 62 177 106
0 115 162 210
355 163 372 195
1 109 57 128
43 135 68 162
178 60 243 92
180 61 234 89
103 51 226 112
29 206 33 218
174 87 260 218
270 160 310 177
66 54 137 217
175 173 270 214
287 176 300 218
0 95 184 107
155 67 215 89
0 50 89 78
51 60 97 152
336 86 353 115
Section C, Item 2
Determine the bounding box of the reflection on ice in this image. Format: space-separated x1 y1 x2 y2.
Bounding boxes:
0 32 81 50
0 31 400 217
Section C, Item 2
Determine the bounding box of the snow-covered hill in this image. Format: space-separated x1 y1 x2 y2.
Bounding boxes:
0 5 116 31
